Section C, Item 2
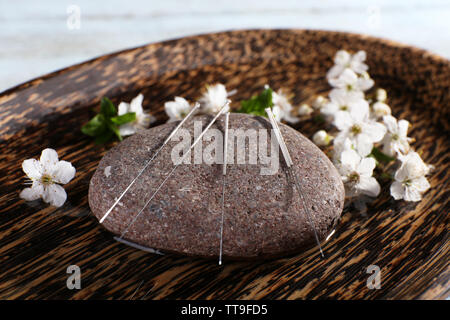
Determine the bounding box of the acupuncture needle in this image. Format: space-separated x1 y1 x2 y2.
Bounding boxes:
218 112 230 265
99 102 200 224
265 108 325 258
120 100 231 239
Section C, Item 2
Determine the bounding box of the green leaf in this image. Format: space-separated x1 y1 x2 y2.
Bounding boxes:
110 112 136 125
100 97 117 118
81 114 106 137
106 121 122 141
94 130 114 145
81 97 127 144
237 88 273 117
370 147 396 163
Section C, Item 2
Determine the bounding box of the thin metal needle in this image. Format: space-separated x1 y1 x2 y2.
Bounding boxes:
265 108 325 258
99 103 200 224
120 101 230 239
219 112 230 265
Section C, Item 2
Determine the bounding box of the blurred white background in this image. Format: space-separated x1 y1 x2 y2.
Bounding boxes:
1 0 449 91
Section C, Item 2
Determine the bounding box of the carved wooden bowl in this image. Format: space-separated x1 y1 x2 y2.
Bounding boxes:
0 30 448 299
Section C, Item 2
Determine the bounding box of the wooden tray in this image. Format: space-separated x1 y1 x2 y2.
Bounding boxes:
0 29 448 300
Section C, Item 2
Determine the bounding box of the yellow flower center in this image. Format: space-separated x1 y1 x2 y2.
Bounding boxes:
41 174 53 185
340 105 348 111
348 172 360 183
351 124 362 135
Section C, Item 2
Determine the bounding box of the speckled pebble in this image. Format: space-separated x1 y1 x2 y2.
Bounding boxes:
89 113 345 259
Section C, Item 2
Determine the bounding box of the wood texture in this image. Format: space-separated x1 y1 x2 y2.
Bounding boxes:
0 29 448 300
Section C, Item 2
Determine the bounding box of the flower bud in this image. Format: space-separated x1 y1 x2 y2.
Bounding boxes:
298 103 313 116
313 130 333 146
376 88 387 102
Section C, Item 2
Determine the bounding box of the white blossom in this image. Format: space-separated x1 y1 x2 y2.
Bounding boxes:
376 88 387 102
312 96 328 110
332 137 353 163
199 83 231 113
322 88 369 120
297 103 313 116
381 115 412 156
328 68 374 93
164 97 194 122
327 50 369 80
371 101 391 119
338 148 380 197
313 130 333 146
272 89 299 123
333 102 386 157
20 149 76 207
390 152 431 201
117 94 155 136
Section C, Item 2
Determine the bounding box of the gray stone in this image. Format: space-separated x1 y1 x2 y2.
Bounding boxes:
89 113 344 259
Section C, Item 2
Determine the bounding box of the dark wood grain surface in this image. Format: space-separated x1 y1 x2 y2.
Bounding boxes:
0 29 448 300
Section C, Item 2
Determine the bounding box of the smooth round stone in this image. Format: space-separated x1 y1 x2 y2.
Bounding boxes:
89 113 344 259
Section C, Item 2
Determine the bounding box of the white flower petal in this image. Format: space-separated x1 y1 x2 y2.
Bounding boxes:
321 102 339 116
403 152 430 179
390 181 405 200
341 68 358 85
282 113 300 124
353 50 366 63
411 176 431 193
42 184 67 207
200 84 229 113
136 113 154 128
394 165 408 183
164 97 192 121
398 119 410 138
363 121 386 142
20 181 44 201
355 134 373 157
340 149 361 171
372 102 391 118
130 94 144 115
349 98 369 112
51 160 76 184
334 111 353 131
329 88 347 104
349 102 369 122
327 65 344 80
119 123 136 136
381 137 396 157
22 159 43 180
357 176 380 197
118 102 130 116
357 77 374 91
383 115 398 133
404 186 422 202
357 157 376 177
334 50 351 65
40 148 59 173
